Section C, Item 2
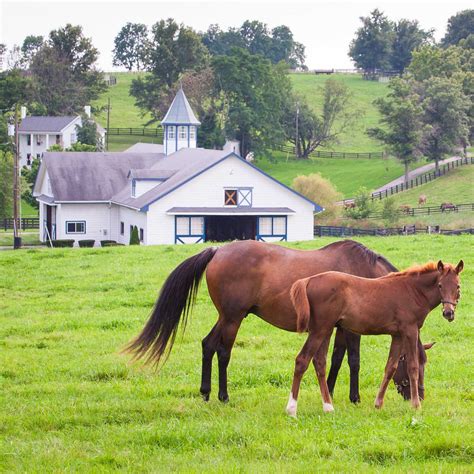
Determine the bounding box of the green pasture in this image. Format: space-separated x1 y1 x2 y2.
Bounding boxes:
257 151 414 198
94 72 387 153
1 236 473 472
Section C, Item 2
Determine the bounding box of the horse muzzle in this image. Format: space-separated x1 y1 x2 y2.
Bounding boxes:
442 309 455 322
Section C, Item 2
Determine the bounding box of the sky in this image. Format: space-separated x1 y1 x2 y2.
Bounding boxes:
1 0 472 70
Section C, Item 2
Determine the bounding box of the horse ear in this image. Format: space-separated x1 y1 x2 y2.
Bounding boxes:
423 342 435 350
437 260 444 272
455 260 464 274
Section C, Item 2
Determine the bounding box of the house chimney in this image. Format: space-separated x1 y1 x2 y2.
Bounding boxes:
20 106 27 119
84 105 91 118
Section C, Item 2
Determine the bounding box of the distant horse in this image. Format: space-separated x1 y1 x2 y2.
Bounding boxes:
344 202 356 210
418 195 427 206
441 202 457 212
125 240 427 403
288 260 463 416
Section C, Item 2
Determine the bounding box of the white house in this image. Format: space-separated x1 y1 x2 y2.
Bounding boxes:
19 107 106 168
33 89 322 245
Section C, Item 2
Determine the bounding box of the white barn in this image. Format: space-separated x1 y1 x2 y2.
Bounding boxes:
33 89 322 245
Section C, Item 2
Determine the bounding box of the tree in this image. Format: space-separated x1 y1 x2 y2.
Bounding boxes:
213 48 291 157
345 187 374 219
21 157 41 210
129 226 140 245
283 79 357 159
76 117 98 147
390 20 433 72
420 77 469 171
0 151 14 219
29 24 107 115
442 10 474 46
21 35 44 67
368 77 425 184
349 9 394 73
292 173 342 219
112 23 148 71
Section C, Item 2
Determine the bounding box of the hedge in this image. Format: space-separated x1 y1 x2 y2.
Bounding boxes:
100 240 117 247
78 239 95 248
51 239 75 248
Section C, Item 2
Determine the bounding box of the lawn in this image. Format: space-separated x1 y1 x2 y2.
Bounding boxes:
0 231 41 247
257 151 412 198
94 72 387 153
1 236 473 472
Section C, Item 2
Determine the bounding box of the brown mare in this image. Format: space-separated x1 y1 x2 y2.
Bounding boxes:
288 260 463 416
125 240 426 403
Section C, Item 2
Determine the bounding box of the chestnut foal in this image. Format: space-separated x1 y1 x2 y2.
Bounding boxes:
287 260 463 416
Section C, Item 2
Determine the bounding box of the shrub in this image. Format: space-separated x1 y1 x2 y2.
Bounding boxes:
381 197 399 225
129 226 140 245
100 240 117 247
78 239 95 248
51 239 74 248
345 186 374 219
291 173 342 219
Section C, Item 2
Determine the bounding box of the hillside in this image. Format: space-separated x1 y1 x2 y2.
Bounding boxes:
94 72 388 153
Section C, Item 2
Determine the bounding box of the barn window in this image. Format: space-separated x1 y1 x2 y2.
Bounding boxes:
224 189 237 206
175 216 205 244
178 126 187 139
66 221 86 234
189 126 196 139
238 188 252 207
257 216 287 241
120 222 124 235
167 126 175 139
139 228 144 242
27 135 31 146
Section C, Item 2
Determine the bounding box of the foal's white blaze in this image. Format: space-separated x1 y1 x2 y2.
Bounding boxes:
323 403 334 413
286 392 298 417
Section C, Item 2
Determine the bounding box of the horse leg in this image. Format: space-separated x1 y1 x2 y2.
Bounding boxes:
326 327 346 398
345 331 361 404
375 336 402 409
216 317 243 403
405 330 421 409
200 323 218 401
312 334 334 412
286 335 315 417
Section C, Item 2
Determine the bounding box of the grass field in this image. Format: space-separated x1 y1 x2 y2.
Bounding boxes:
95 72 387 153
1 236 473 471
257 151 415 197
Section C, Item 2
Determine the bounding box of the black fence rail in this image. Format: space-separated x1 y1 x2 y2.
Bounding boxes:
371 157 474 200
3 217 39 231
367 202 474 219
314 224 474 238
277 144 383 159
107 127 164 139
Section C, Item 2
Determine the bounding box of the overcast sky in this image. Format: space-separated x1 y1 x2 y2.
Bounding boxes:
1 0 472 70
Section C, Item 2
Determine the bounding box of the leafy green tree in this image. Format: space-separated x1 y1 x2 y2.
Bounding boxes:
349 9 394 73
368 77 425 184
201 24 245 56
76 117 98 147
213 48 291 157
112 22 148 71
21 35 44 67
29 24 106 115
129 226 140 245
0 151 14 219
442 10 474 46
283 79 357 159
67 142 97 152
345 187 374 219
390 20 433 72
381 197 399 225
21 157 40 209
420 77 469 171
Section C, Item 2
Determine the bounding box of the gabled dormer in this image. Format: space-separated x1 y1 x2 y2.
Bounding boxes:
128 169 176 198
162 88 201 155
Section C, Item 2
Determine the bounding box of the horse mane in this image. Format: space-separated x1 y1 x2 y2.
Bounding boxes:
387 261 440 278
322 239 399 272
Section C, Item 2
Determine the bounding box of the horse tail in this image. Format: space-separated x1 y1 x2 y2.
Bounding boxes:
290 278 312 333
124 246 218 367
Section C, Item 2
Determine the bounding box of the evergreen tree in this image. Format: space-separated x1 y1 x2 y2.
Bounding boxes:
129 226 140 245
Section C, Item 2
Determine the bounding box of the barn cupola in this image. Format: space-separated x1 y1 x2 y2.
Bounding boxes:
161 87 201 155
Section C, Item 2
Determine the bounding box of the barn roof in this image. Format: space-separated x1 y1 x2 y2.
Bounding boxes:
125 143 164 153
161 88 201 126
19 116 79 133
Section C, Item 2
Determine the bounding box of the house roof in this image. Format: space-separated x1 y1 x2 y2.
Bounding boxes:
35 148 322 213
34 152 163 201
161 88 201 126
19 116 79 133
125 143 164 153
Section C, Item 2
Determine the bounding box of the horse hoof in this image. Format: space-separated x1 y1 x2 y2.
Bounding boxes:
286 408 297 418
323 403 334 413
374 399 383 409
218 394 229 403
350 395 361 404
201 392 210 402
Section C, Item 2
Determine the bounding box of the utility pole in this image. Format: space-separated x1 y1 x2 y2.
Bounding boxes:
295 102 300 159
9 105 21 249
106 97 110 151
